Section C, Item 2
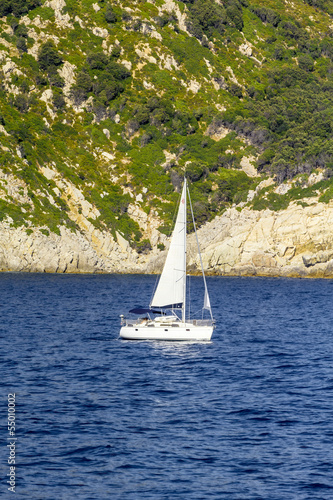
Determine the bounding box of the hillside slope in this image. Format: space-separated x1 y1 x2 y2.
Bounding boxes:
2 0 333 274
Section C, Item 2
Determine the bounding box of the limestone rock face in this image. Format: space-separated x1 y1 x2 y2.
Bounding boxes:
158 0 188 33
2 194 333 277
44 0 72 26
186 201 333 278
58 61 76 98
239 43 252 57
0 221 153 274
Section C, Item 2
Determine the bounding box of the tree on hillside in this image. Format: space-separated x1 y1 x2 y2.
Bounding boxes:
105 4 117 23
38 41 63 70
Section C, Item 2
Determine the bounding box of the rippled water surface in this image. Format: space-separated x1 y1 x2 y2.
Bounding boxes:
1 273 333 499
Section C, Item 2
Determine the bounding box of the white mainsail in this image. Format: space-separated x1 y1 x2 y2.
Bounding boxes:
150 181 187 311
204 288 211 311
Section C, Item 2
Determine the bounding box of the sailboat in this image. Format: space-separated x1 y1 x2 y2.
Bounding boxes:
119 178 215 341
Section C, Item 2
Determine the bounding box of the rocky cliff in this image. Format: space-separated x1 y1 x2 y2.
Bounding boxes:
0 219 149 273
187 199 333 278
2 194 333 278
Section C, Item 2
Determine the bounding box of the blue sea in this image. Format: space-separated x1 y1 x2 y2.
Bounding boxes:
1 273 333 499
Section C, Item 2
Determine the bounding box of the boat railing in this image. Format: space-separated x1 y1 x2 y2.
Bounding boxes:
123 318 214 327
124 320 141 327
186 319 214 327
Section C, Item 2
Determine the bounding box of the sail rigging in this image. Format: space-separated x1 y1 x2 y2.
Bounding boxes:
120 177 215 341
187 183 213 321
150 181 187 313
150 178 212 320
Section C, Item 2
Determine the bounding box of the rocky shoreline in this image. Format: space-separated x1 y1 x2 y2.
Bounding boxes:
2 199 333 278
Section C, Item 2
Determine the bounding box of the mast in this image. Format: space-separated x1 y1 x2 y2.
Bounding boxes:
182 177 187 323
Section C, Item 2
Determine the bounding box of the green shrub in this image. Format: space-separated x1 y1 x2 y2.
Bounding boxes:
250 5 281 26
47 66 65 88
298 54 315 72
186 161 207 182
16 37 27 52
38 41 63 70
105 4 117 23
133 238 152 254
273 43 287 61
304 0 333 15
111 46 121 59
70 55 130 106
70 70 93 103
229 82 243 98
14 93 29 113
227 2 244 31
87 51 108 70
52 89 66 110
15 24 28 37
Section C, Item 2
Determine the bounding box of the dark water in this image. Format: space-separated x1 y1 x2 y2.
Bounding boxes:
1 273 333 499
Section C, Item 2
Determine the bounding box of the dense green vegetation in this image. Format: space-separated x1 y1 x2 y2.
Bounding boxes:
223 30 333 183
181 0 248 39
2 0 333 247
0 0 40 17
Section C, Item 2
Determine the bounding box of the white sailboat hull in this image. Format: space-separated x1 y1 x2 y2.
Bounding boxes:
119 324 213 341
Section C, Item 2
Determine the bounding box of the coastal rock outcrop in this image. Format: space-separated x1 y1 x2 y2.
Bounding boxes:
185 200 333 278
2 198 333 278
0 220 153 274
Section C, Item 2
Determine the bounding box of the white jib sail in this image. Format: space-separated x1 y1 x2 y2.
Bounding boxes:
150 181 187 310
